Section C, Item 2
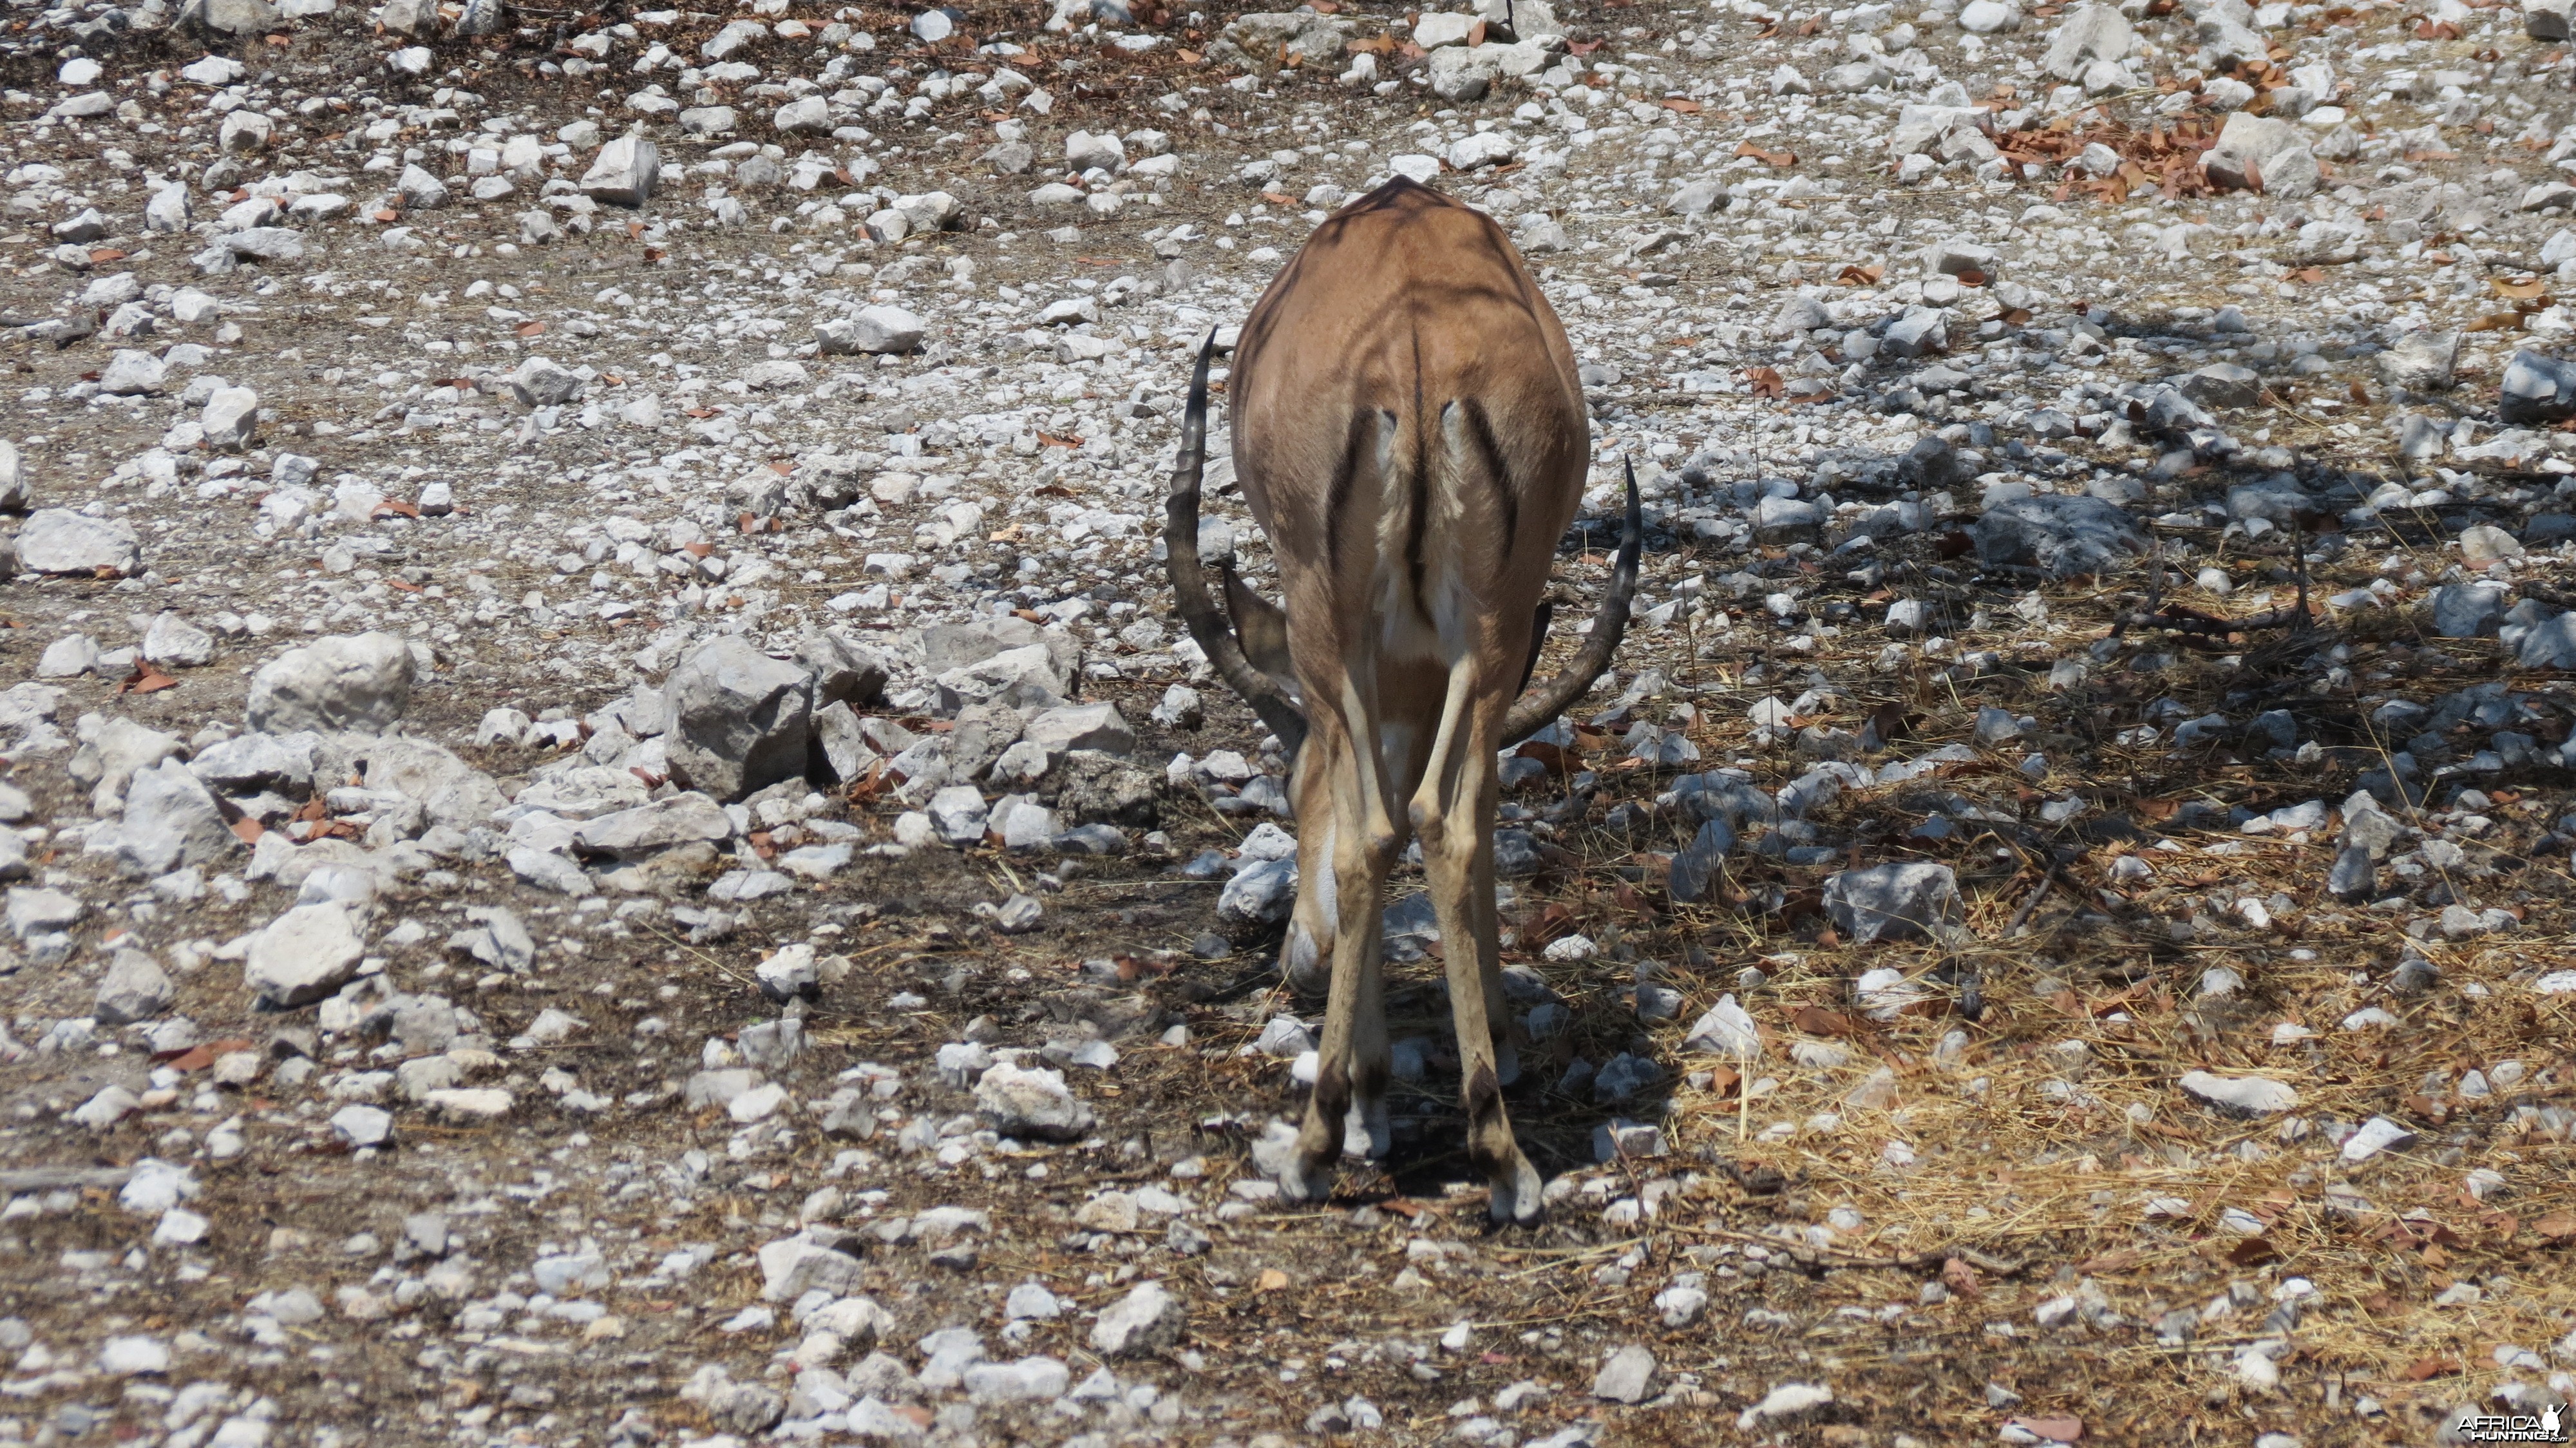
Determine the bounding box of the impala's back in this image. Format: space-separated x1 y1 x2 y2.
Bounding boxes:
1229 177 1590 1222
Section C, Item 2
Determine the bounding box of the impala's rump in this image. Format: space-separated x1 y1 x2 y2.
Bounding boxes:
1233 180 1584 674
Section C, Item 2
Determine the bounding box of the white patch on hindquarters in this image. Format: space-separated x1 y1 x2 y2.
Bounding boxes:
1376 564 1441 663
1376 720 1416 784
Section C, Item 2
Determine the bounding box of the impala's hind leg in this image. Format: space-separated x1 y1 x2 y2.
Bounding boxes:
1410 660 1542 1224
1278 676 1398 1203
1281 725 1390 1159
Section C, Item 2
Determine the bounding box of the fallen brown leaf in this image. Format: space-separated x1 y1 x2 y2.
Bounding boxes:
2227 1234 2280 1266
1524 902 1579 947
1790 1004 1853 1036
1941 1256 1982 1298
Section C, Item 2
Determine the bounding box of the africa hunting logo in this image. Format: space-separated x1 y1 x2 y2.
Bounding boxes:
2459 1404 2569 1444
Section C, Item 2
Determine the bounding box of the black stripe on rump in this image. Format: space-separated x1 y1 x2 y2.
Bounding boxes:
1459 397 1519 560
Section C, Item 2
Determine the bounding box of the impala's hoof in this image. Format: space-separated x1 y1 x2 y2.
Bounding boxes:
1281 923 1331 996
1487 1155 1546 1226
1340 1098 1391 1160
1276 1153 1336 1205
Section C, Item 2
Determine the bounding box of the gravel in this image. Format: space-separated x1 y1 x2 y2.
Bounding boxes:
241 900 366 1007
1 0 2573 1439
1088 1279 1186 1356
242 631 417 735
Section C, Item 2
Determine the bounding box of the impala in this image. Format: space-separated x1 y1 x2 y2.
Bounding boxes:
1163 176 1643 1223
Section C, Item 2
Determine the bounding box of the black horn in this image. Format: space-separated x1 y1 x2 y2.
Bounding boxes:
1164 332 1310 757
1499 456 1643 746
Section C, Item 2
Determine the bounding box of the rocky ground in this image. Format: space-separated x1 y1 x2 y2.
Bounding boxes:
3 0 2576 1442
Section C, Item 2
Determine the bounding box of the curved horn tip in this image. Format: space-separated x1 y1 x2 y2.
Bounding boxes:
1497 457 1647 747
1162 325 1311 754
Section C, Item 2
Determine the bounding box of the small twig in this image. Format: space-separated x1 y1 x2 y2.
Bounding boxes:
1679 1221 2028 1277
2113 597 2312 640
640 925 760 991
1197 960 1284 1005
2405 392 2477 421
0 1166 135 1194
2004 866 2057 938
2291 524 2311 633
1738 1042 1754 1143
